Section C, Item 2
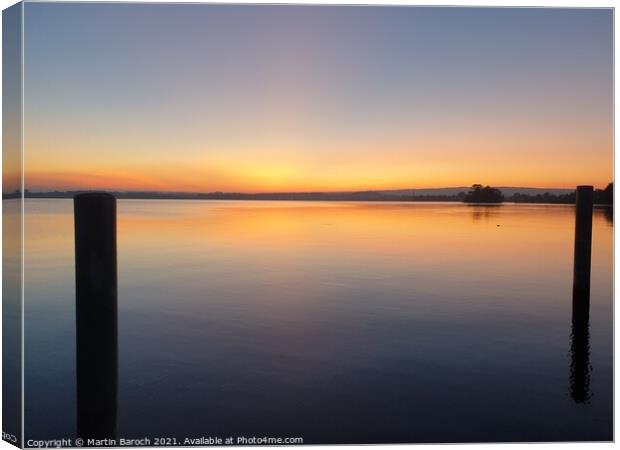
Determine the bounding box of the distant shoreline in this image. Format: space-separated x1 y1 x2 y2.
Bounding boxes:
18 191 440 202
3 186 612 206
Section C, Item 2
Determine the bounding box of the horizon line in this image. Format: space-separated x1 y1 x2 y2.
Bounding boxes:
19 184 598 195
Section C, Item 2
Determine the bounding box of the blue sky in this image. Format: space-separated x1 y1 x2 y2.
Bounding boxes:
22 4 613 192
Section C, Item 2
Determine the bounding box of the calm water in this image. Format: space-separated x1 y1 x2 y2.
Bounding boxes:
22 200 613 443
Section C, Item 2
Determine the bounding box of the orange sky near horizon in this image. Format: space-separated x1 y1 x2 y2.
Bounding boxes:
17 5 613 194
21 125 613 192
21 159 613 193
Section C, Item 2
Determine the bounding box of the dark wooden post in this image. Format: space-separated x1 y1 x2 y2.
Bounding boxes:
569 185 593 403
74 193 118 441
573 186 593 296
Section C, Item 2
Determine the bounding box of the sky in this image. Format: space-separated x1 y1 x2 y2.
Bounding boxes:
22 4 613 193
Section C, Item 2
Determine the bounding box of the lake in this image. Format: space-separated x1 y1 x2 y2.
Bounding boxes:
20 199 613 443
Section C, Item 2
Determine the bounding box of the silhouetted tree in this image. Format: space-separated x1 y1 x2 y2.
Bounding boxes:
594 182 613 205
463 184 504 203
511 192 575 204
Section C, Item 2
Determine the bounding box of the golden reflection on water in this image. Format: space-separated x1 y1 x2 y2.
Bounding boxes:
24 200 612 270
24 200 612 311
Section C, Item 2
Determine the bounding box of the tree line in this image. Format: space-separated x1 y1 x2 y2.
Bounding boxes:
459 183 613 205
9 183 614 205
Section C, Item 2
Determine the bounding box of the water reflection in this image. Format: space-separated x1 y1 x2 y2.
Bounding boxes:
569 287 591 403
467 204 502 222
601 206 613 226
23 200 614 442
3 199 22 445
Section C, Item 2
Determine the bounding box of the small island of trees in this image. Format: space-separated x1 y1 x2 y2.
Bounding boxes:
463 184 505 203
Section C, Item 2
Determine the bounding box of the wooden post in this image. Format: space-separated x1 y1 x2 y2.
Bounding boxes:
569 185 593 403
74 193 118 441
573 186 593 296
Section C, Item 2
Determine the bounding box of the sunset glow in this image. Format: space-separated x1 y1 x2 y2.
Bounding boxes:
22 5 613 192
